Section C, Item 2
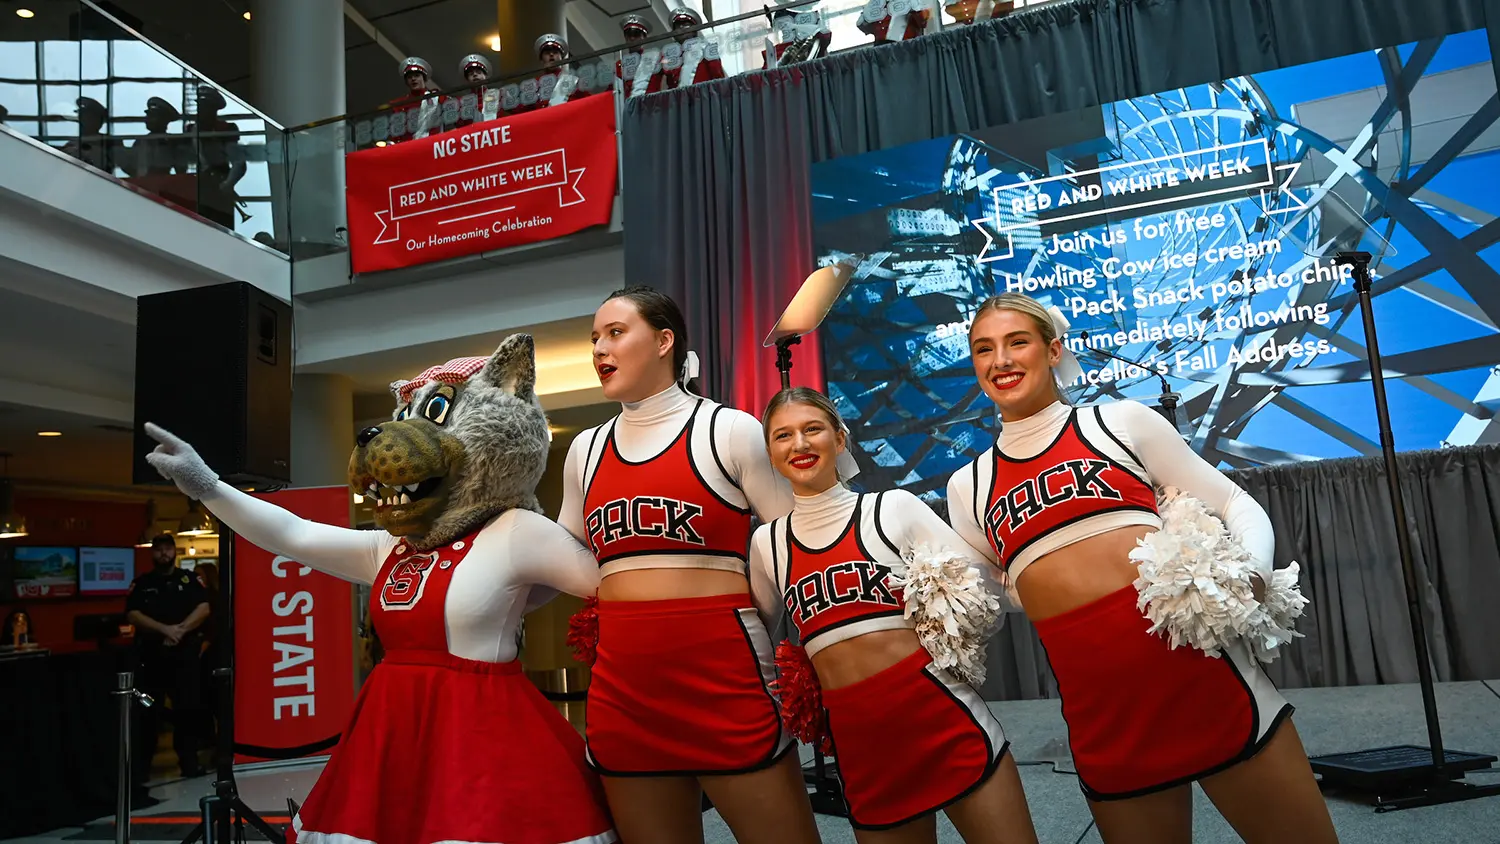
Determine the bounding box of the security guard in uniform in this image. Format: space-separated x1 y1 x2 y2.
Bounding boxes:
126 535 211 787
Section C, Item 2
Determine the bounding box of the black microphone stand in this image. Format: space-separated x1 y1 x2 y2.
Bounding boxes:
1076 331 1182 431
1301 252 1500 810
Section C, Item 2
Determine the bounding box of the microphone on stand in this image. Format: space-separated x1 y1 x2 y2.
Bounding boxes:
1077 331 1187 436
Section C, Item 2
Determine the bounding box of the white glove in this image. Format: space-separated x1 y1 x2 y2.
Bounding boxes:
143 422 221 500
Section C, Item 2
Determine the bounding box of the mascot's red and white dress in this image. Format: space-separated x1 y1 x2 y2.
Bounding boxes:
142 350 617 844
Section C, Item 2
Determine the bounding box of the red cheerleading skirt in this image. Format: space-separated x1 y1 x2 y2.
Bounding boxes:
1034 585 1293 800
822 648 1009 829
288 650 616 844
585 593 792 776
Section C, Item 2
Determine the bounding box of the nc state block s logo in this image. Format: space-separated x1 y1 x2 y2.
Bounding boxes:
380 552 438 610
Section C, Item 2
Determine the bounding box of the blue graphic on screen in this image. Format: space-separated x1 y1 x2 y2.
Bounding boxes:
811 29 1500 501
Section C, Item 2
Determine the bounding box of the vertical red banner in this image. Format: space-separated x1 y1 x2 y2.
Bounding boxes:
233 487 355 763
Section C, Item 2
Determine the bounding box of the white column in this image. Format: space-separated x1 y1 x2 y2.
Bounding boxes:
290 374 356 488
250 0 346 257
497 0 568 75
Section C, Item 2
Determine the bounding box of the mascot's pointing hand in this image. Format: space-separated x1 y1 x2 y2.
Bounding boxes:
144 422 221 500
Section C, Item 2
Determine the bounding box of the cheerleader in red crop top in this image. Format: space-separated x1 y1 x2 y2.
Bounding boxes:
558 287 820 844
945 294 1338 844
748 388 1039 843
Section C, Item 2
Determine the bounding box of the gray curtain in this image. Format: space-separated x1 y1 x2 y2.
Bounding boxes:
623 0 1500 404
959 445 1500 700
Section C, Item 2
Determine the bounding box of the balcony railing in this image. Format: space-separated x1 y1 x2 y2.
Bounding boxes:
0 0 286 255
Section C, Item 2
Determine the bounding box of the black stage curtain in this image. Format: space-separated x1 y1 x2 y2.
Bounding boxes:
0 649 132 838
623 0 1500 400
966 445 1500 700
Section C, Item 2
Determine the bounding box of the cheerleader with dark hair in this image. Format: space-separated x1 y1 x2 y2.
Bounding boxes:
559 287 820 844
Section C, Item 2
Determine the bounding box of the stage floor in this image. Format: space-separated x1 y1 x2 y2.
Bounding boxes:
8 679 1499 844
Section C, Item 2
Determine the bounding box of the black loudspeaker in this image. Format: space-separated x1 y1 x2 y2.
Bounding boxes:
132 282 293 488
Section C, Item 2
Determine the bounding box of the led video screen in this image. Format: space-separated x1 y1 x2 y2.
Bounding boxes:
811 29 1500 502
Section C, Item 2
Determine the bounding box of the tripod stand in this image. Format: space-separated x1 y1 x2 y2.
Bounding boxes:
1303 251 1500 810
178 524 286 844
764 261 860 817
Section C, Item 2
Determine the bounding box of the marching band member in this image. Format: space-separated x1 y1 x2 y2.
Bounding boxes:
856 0 935 44
945 293 1337 844
763 9 833 68
454 53 502 128
530 33 589 111
750 387 1039 844
663 7 726 89
387 56 442 143
618 13 664 97
560 287 820 844
942 0 1013 24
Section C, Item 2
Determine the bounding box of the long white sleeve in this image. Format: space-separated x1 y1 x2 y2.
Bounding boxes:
1111 401 1275 583
885 489 1013 622
557 428 596 544
748 524 784 633
945 467 999 567
719 409 795 522
200 481 389 585
506 509 602 599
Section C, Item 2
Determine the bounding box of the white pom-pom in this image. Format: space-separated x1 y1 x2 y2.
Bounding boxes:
1131 487 1306 663
890 543 1001 686
1242 560 1310 663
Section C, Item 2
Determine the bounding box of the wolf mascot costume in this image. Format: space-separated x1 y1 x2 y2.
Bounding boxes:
144 334 618 844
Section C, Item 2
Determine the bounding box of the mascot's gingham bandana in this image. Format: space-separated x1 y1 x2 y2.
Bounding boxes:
395 356 488 403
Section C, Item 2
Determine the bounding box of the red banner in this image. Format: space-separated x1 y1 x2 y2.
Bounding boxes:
233 487 356 763
345 94 618 273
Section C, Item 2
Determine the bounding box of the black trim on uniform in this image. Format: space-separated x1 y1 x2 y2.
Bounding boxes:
995 409 1073 463
789 496 862 555
1078 704 1295 802
597 548 749 565
803 609 909 644
1086 406 1153 488
971 454 984 530
707 403 745 492
1000 505 1160 570
842 667 1009 831
685 404 754 516
1092 405 1145 469
578 420 612 506
607 400 699 467
589 737 795 779
871 491 902 559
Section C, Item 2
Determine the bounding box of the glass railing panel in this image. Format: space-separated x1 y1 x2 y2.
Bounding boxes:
287 0 1061 288
0 1 286 254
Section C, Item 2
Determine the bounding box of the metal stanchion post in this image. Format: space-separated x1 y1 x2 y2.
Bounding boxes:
115 671 154 844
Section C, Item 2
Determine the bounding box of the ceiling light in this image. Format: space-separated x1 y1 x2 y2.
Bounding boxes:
37 431 61 437
16 9 36 19
244 11 252 19
488 35 501 52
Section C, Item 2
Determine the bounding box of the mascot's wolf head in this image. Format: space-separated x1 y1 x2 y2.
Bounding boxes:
347 333 548 551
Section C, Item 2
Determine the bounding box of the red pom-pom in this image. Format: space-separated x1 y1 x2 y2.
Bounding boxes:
567 596 600 665
770 640 831 754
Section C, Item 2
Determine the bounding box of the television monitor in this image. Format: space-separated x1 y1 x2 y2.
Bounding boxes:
78 546 135 596
10 546 79 599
